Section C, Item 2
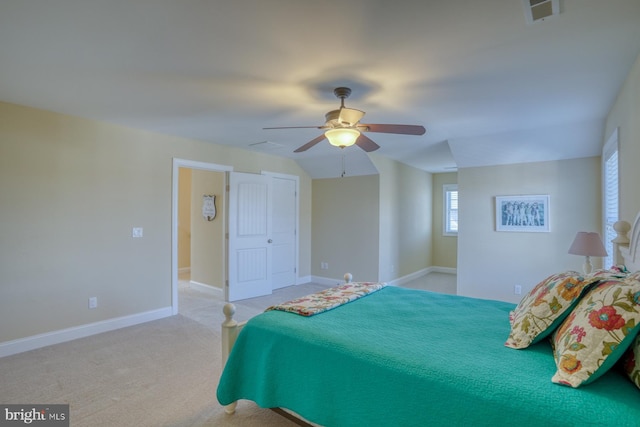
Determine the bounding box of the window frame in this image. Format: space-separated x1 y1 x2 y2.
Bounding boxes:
602 128 619 269
443 184 458 236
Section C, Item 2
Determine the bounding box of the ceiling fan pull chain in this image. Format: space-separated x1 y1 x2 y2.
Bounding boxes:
341 151 346 178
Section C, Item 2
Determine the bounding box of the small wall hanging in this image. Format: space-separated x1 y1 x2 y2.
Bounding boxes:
495 194 549 232
202 194 217 221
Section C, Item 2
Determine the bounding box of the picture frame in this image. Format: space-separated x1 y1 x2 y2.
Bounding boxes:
495 195 550 232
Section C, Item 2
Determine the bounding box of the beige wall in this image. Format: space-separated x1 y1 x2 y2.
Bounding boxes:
177 168 192 270
190 170 225 289
605 52 640 222
432 172 458 269
310 156 433 284
370 155 433 282
457 157 601 303
311 175 380 281
456 52 640 303
0 101 311 343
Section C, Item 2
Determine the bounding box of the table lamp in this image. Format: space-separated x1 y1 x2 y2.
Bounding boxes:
568 231 607 275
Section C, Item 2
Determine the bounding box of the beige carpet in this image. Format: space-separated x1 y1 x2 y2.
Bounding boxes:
0 273 455 426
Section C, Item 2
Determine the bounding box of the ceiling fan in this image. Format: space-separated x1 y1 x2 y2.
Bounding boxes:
264 87 426 153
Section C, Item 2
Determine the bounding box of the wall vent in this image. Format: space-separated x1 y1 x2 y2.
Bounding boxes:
522 0 560 24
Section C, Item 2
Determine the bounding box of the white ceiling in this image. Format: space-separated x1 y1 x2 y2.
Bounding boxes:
1 0 638 177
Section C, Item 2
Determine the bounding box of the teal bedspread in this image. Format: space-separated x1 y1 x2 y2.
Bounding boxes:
217 287 640 426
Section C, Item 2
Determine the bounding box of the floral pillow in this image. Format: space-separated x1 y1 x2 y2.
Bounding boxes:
551 277 640 387
622 335 640 389
592 265 629 279
627 271 640 282
505 271 600 349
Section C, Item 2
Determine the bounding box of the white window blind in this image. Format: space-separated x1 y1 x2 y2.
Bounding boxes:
444 184 458 235
603 131 619 269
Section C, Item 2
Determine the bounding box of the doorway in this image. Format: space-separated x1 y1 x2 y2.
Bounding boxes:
178 168 226 291
171 159 300 312
171 159 232 315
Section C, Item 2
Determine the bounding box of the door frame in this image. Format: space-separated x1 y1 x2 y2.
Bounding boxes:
171 158 233 315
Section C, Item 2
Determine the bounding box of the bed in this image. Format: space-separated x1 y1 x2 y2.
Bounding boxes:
216 216 640 426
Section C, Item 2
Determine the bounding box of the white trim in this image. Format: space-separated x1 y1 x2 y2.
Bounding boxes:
387 266 457 287
189 280 223 295
172 158 233 315
0 307 172 358
443 184 458 236
297 275 312 285
428 266 457 275
602 128 619 268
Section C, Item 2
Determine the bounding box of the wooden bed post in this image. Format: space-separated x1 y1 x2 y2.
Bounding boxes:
612 220 631 266
221 303 240 415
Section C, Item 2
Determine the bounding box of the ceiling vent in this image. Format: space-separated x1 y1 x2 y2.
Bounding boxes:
522 0 560 24
248 141 284 151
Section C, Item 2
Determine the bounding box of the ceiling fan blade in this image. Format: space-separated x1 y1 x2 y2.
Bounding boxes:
338 108 365 126
264 126 324 130
293 134 326 153
358 123 426 135
355 133 380 152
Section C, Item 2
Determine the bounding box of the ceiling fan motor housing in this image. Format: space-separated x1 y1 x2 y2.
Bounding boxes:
333 87 352 100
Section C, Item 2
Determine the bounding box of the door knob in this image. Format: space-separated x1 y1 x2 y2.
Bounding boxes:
268 239 273 243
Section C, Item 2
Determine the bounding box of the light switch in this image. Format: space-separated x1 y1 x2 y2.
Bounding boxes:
132 227 143 238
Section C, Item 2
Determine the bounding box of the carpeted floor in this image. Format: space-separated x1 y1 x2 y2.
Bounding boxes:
0 273 455 426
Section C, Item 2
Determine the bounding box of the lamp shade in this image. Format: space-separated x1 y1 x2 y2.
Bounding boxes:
568 232 607 257
325 128 360 148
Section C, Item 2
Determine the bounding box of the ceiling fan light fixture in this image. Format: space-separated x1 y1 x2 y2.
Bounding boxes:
325 128 360 148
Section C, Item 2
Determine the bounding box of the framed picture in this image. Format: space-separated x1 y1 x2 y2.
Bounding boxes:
495 195 550 232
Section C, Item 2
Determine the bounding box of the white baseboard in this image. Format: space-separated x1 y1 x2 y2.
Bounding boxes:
388 266 457 286
0 307 173 358
189 280 222 294
429 266 457 275
296 275 311 285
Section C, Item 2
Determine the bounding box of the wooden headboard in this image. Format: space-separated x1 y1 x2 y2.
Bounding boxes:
614 213 640 272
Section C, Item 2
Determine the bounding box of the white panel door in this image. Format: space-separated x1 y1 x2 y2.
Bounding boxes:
271 176 297 289
227 172 272 301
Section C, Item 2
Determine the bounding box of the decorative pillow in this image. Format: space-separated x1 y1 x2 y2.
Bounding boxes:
622 335 640 389
626 271 640 282
592 265 628 279
551 277 640 387
505 271 600 349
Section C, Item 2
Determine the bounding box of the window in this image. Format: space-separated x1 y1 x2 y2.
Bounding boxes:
602 129 618 269
444 184 458 235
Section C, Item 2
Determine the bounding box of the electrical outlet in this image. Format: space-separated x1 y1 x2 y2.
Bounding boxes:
88 297 98 309
514 285 522 295
132 227 143 238
320 262 328 270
